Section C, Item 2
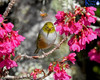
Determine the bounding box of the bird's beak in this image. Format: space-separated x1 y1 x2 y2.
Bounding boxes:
47 29 51 37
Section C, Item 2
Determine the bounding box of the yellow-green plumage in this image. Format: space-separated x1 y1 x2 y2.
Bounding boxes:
34 22 57 54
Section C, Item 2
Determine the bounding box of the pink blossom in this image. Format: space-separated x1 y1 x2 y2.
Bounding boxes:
86 7 97 15
0 27 6 38
86 14 97 24
78 28 97 50
69 22 82 34
95 28 100 37
48 63 53 72
68 36 75 46
87 28 97 41
54 70 71 80
2 23 14 32
66 53 76 64
0 14 25 70
55 11 65 21
16 35 25 41
70 42 80 52
0 58 18 69
68 37 80 52
78 35 87 50
30 72 37 79
56 24 64 35
54 11 65 25
63 23 70 32
79 15 91 26
54 64 71 80
30 69 42 79
79 33 89 45
11 31 25 47
0 41 14 55
68 28 97 52
54 64 61 77
79 43 86 51
64 22 73 34
63 23 71 36
88 48 100 63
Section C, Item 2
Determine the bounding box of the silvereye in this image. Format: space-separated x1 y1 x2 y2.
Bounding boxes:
34 22 57 54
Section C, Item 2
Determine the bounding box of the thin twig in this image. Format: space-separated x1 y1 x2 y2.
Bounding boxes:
14 37 68 61
3 0 16 19
1 74 31 80
37 71 52 80
2 71 52 80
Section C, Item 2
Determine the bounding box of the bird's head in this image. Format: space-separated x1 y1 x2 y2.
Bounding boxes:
42 22 55 33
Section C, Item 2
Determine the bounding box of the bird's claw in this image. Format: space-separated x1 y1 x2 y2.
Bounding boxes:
42 51 48 57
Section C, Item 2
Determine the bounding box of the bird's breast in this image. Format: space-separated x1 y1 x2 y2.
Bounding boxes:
38 30 56 49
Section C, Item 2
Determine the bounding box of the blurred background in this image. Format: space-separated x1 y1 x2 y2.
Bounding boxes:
0 0 100 80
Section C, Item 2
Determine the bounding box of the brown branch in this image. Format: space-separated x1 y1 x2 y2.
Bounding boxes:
1 74 32 80
2 71 52 80
37 71 52 80
3 0 16 19
14 37 68 61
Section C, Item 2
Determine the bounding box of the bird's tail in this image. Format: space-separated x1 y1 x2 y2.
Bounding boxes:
34 48 40 54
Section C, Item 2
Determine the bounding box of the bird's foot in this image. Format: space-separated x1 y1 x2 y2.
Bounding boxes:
42 51 45 54
42 51 48 57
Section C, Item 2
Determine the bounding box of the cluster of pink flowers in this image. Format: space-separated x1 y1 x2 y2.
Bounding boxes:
30 69 42 79
55 6 97 52
63 53 76 64
0 14 25 69
53 64 71 80
50 53 76 80
30 53 76 80
88 28 100 63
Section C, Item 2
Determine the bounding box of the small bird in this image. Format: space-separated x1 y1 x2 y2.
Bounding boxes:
34 22 57 54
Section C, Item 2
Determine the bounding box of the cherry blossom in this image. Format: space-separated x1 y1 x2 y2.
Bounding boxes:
55 6 97 52
0 14 25 70
88 48 100 63
54 64 71 80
